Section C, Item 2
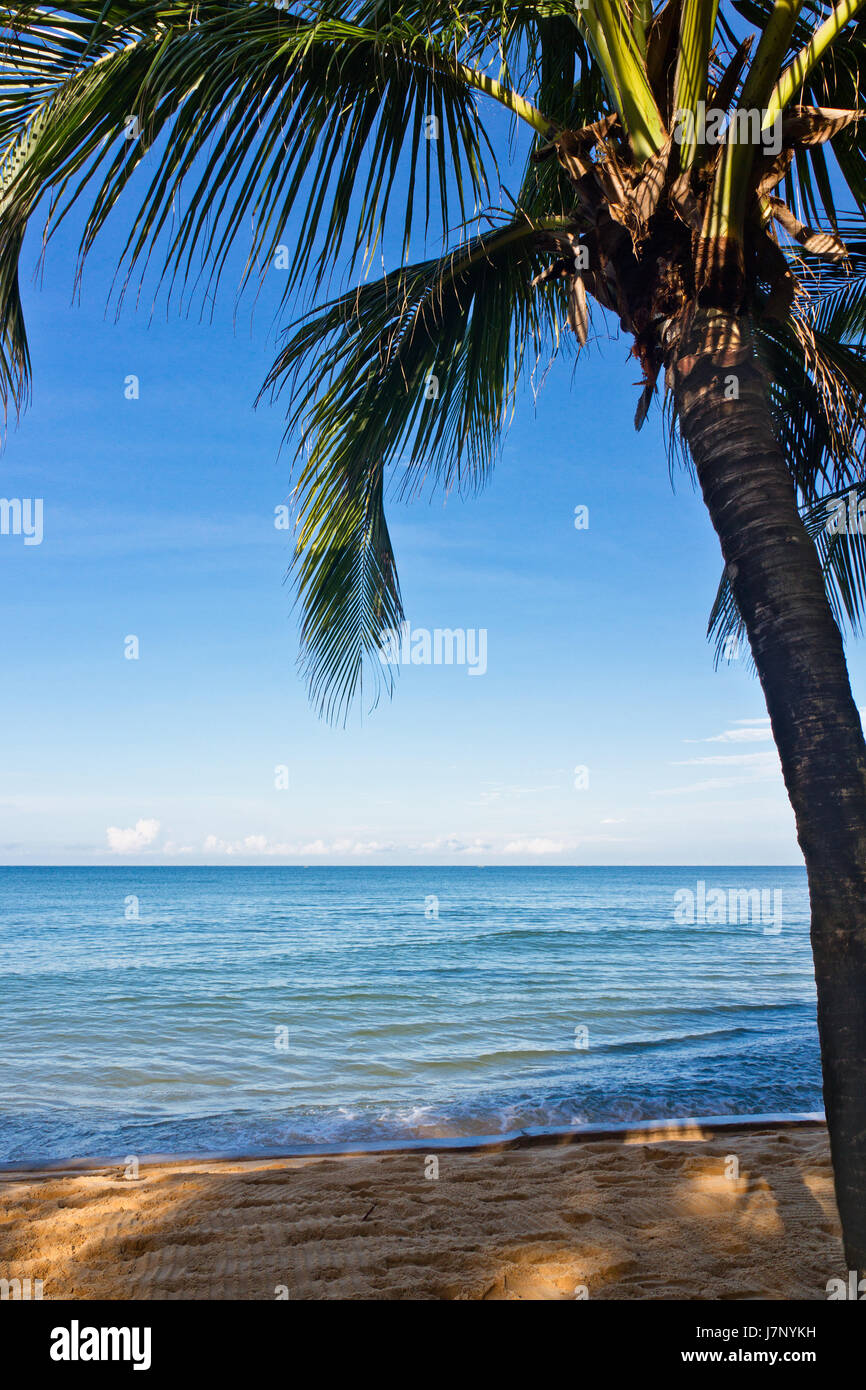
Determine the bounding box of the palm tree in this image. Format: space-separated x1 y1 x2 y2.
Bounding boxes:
4 0 866 1274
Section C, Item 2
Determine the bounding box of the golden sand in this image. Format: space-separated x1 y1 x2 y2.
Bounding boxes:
0 1123 843 1300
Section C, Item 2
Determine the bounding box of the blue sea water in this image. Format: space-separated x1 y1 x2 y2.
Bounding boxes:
0 866 822 1163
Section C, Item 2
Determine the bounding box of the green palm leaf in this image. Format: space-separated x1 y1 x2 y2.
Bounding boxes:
0 2 501 413
263 216 565 717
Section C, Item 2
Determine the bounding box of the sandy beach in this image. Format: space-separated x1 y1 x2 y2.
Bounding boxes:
0 1121 843 1300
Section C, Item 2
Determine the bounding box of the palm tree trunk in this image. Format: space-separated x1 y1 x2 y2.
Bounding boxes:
670 309 866 1277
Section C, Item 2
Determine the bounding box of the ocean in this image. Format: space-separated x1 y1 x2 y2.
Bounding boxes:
0 865 822 1163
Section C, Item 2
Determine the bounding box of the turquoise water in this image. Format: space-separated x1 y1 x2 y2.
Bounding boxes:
0 866 821 1162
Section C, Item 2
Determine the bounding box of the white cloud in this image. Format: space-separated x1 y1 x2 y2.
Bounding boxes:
469 781 558 807
686 720 773 745
204 834 294 856
659 721 782 795
419 834 493 855
295 839 329 856
201 834 397 858
196 829 629 860
707 728 773 744
502 836 567 855
674 752 778 769
654 769 779 795
106 818 160 853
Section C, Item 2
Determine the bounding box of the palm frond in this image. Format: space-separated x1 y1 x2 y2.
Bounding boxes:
0 2 502 414
756 314 866 498
710 482 866 665
292 450 404 724
262 216 565 717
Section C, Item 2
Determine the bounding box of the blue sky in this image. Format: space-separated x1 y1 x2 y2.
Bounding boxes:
1 102 862 867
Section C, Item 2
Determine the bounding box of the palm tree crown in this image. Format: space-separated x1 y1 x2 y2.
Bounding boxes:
2 1 866 720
